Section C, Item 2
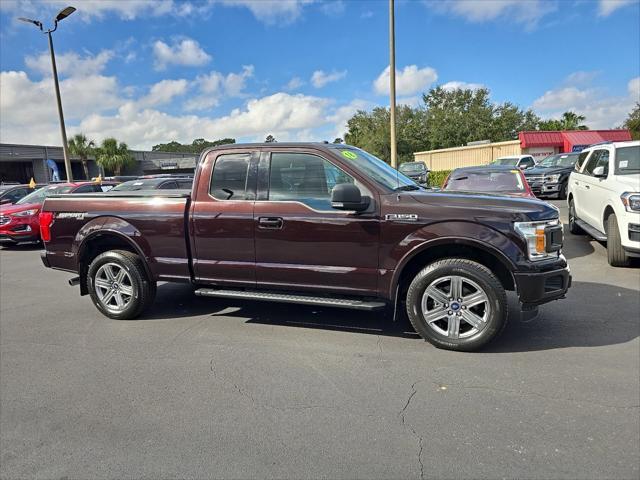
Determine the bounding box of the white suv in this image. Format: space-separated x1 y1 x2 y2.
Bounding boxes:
567 140 640 266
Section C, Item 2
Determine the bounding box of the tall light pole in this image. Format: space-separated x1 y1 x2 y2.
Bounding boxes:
389 0 397 168
19 6 76 182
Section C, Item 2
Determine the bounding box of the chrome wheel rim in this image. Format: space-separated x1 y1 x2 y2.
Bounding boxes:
421 275 490 339
94 262 134 313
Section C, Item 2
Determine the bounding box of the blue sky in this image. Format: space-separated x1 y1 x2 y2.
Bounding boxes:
0 0 638 150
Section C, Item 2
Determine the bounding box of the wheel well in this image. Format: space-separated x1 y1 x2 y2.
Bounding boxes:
603 205 615 232
396 244 515 298
78 233 140 294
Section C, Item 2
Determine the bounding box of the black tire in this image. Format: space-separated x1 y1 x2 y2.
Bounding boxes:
606 214 629 267
405 258 508 352
559 181 568 200
87 249 156 320
568 199 582 235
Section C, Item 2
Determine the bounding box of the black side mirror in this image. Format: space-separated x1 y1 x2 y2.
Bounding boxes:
331 183 369 212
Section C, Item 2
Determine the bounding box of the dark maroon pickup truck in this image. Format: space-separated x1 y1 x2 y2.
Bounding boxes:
40 143 571 351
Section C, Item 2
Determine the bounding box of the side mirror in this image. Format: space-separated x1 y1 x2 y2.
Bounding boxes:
592 166 607 177
331 183 369 212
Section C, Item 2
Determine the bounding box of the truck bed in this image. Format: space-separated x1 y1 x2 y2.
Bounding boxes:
42 191 192 281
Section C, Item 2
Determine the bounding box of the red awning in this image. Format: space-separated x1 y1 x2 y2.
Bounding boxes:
519 131 564 148
597 130 633 142
561 131 605 150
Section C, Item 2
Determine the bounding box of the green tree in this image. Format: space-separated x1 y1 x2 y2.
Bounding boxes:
333 138 343 144
539 111 588 131
152 138 235 153
67 133 95 180
344 105 429 164
491 103 540 140
265 135 276 143
622 103 640 140
95 138 135 176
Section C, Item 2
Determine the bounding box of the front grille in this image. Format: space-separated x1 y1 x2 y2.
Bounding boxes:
525 175 545 183
0 215 10 226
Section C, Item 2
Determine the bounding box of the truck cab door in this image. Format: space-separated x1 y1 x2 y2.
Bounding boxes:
580 149 612 231
253 150 380 296
190 150 258 286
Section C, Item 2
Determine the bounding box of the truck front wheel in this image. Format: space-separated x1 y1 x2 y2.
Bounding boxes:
406 258 508 351
87 250 156 320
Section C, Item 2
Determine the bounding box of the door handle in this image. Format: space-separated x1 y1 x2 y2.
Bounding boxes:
258 217 283 229
584 185 590 190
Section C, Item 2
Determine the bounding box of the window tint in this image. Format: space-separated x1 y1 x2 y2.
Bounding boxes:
73 184 97 193
177 180 193 189
591 150 610 176
583 151 603 175
615 145 640 175
575 151 590 171
210 153 251 200
268 153 354 210
521 158 534 167
100 185 114 192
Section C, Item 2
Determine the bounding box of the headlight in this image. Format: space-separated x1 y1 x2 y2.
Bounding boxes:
621 192 640 212
11 209 39 217
545 174 561 183
514 219 560 261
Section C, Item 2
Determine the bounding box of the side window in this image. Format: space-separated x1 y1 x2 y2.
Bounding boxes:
73 184 96 193
575 151 590 172
591 150 610 176
268 152 354 210
177 180 193 189
521 157 535 168
159 181 178 189
100 185 114 192
210 153 251 200
583 151 603 176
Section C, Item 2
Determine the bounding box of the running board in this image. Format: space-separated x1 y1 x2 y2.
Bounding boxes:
575 219 607 241
194 288 387 311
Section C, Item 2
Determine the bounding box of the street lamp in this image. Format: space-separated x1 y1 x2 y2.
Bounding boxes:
19 6 76 182
388 0 397 168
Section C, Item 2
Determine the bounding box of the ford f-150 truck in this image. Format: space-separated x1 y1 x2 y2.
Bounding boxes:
40 143 571 351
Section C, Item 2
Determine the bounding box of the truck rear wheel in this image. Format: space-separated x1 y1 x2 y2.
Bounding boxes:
606 214 630 267
87 250 156 320
405 258 508 352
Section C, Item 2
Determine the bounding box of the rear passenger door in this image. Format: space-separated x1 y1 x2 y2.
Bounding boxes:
253 150 380 296
191 150 258 286
571 150 594 220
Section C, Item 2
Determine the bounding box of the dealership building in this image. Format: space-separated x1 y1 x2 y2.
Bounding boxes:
413 129 633 171
0 143 198 184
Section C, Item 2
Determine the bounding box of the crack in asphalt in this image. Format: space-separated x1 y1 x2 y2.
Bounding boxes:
399 382 425 480
209 358 332 412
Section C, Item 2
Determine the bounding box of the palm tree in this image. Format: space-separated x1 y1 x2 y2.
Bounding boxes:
560 111 588 130
95 138 135 176
68 133 95 180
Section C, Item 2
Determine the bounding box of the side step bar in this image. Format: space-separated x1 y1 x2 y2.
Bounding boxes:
194 288 387 311
575 218 607 241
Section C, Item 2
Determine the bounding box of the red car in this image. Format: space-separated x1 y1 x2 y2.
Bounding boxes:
0 181 116 245
442 165 535 198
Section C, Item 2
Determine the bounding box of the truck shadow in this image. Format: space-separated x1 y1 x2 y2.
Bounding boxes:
561 223 595 260
144 281 638 351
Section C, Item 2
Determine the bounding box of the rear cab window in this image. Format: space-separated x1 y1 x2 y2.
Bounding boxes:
209 153 252 201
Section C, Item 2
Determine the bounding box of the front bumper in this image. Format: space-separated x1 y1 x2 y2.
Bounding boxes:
514 266 571 307
528 181 561 197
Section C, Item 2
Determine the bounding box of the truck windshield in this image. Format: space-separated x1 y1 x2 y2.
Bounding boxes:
538 154 578 167
492 158 519 166
399 163 425 172
614 146 640 175
16 184 74 205
336 148 417 190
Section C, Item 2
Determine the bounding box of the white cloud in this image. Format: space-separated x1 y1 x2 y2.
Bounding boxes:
532 75 639 129
185 65 254 111
311 70 347 88
138 79 189 108
428 0 557 26
24 50 114 77
0 0 176 21
374 65 438 96
218 0 314 25
153 38 211 71
326 99 371 140
441 81 484 91
285 76 305 90
320 1 346 16
598 0 637 16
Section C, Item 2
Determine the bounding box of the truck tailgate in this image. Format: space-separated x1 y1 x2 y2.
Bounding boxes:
42 192 191 281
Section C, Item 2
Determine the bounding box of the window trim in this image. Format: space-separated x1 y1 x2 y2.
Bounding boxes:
260 150 367 213
207 151 258 202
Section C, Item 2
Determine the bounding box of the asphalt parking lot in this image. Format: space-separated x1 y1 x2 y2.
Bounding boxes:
1 200 638 480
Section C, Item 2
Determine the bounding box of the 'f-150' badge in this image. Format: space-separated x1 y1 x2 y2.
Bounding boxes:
385 214 418 221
